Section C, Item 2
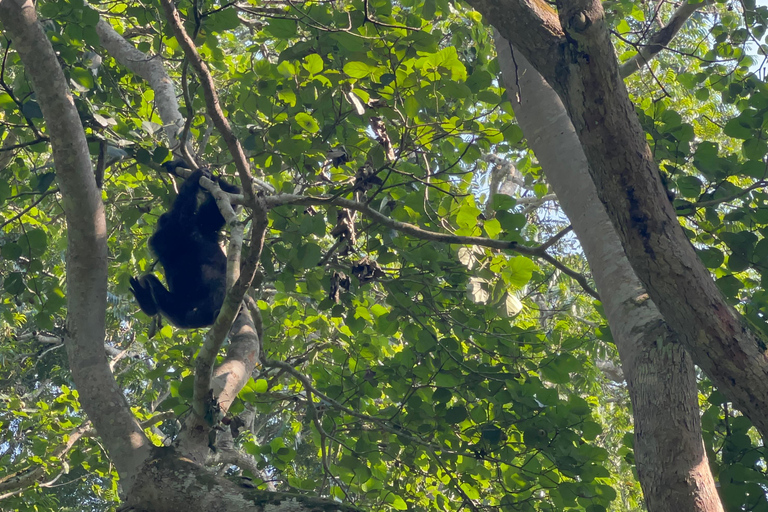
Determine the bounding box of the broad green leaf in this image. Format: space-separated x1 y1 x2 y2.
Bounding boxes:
294 112 319 133
484 218 502 239
505 256 536 287
70 67 94 90
303 54 324 75
253 379 268 393
676 176 702 198
343 61 373 79
264 19 297 38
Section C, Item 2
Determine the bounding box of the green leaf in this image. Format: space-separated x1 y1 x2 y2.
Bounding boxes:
456 202 481 229
743 138 768 161
81 6 99 26
477 90 500 104
264 19 297 38
404 96 420 119
3 272 23 294
33 172 56 193
484 218 501 239
676 176 701 198
716 275 744 298
581 421 602 441
740 160 765 178
491 194 516 211
253 379 268 393
22 100 43 119
0 93 14 109
343 61 372 79
445 405 467 423
441 81 471 99
1 243 21 260
697 247 724 268
294 112 319 133
695 88 710 101
298 243 322 268
387 495 408 510
541 353 580 384
505 256 536 287
70 67 94 90
724 117 754 139
177 375 194 400
207 8 240 32
303 54 324 75
432 388 452 403
19 229 47 258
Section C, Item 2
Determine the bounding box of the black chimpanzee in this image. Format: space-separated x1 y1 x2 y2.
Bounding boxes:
129 160 240 328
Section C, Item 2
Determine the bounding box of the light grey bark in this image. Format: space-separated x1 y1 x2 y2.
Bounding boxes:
0 0 151 493
495 36 722 512
95 19 185 145
468 0 768 448
175 309 263 464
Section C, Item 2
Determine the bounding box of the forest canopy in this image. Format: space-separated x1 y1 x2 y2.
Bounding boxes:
0 0 767 510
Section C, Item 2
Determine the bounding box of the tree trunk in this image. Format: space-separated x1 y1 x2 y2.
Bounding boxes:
0 0 152 493
0 4 356 510
125 447 359 512
495 34 722 512
468 0 768 443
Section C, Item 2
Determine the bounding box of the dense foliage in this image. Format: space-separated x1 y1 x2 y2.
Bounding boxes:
2 0 768 510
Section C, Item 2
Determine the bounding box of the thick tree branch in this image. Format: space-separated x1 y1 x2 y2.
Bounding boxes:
266 194 518 250
182 206 268 463
265 194 598 297
95 19 185 145
0 0 150 491
495 33 723 510
463 0 564 80
159 0 255 200
211 309 261 415
489 0 768 440
618 0 706 78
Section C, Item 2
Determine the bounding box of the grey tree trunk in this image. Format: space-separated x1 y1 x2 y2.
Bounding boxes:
468 0 768 445
495 35 723 512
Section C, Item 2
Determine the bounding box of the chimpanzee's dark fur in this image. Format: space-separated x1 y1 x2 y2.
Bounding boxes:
129 160 240 328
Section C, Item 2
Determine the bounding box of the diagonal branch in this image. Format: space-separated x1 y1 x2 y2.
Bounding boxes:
0 421 91 499
618 0 707 78
95 19 185 145
265 194 599 298
158 0 255 200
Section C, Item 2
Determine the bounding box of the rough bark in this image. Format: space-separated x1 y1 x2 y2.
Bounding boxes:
176 309 262 463
468 0 768 441
126 447 361 512
496 36 722 511
0 0 151 492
